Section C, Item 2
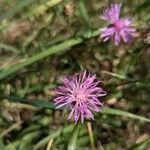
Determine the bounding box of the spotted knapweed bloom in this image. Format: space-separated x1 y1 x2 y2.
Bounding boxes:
100 3 136 45
54 71 107 123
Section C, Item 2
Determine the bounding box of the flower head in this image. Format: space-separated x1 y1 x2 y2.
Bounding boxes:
100 3 136 45
54 71 107 123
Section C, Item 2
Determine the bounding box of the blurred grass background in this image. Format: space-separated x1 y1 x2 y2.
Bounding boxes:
0 0 150 149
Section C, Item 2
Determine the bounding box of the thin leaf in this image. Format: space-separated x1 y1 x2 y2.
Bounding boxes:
5 141 20 150
1 95 150 123
102 107 150 123
67 124 80 150
0 0 36 21
0 95 55 110
128 138 150 150
135 2 150 12
18 125 40 137
0 139 5 150
34 125 74 150
78 0 90 27
18 131 41 150
0 29 100 80
23 0 62 18
0 43 19 54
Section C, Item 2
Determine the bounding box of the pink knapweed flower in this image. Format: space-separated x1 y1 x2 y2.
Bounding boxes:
54 71 107 123
100 3 136 45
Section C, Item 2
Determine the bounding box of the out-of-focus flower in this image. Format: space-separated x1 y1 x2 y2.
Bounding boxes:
54 71 107 123
100 3 136 45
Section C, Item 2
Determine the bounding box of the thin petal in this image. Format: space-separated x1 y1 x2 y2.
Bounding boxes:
67 108 75 120
101 3 122 23
114 31 121 45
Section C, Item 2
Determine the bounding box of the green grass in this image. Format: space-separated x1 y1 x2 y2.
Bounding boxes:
0 0 150 150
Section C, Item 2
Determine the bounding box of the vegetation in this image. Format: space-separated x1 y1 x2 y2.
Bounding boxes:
0 0 150 149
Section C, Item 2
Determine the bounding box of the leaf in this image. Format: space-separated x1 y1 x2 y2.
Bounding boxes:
0 29 100 80
67 124 80 150
24 0 62 18
1 95 150 123
34 128 62 150
0 95 55 110
135 2 150 12
34 125 74 150
18 131 41 150
78 0 90 27
18 125 40 137
128 138 150 150
102 107 150 123
0 139 5 150
0 43 19 54
4 141 20 150
0 0 36 21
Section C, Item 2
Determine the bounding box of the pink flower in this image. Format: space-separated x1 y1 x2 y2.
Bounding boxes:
100 3 136 45
54 71 107 123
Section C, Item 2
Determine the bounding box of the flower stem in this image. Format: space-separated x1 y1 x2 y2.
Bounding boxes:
87 122 95 150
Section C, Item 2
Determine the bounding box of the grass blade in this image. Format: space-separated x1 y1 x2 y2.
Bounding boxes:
102 107 150 123
34 125 74 150
0 95 55 110
0 139 5 150
78 0 90 26
18 131 41 150
128 138 150 150
0 43 19 54
0 29 100 80
1 95 150 123
67 124 80 150
0 0 36 21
